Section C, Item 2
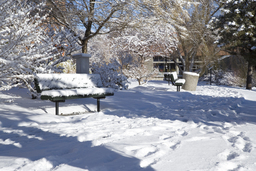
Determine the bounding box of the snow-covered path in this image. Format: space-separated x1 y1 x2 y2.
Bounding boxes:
0 80 256 171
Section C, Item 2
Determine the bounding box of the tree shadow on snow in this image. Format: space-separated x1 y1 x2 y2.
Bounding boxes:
1 86 256 170
103 85 256 126
0 113 155 171
0 88 155 171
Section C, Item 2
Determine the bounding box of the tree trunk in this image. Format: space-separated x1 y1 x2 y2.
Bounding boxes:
81 0 94 54
137 78 141 85
173 57 183 74
246 61 253 90
82 39 88 53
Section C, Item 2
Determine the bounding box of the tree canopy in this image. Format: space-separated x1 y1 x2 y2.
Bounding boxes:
46 0 140 53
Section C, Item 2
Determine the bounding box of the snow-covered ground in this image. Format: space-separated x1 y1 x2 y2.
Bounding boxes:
1 80 256 171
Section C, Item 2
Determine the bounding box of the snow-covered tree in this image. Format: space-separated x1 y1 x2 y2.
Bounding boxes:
113 19 178 58
88 34 113 64
43 0 192 55
111 19 178 84
122 63 159 85
174 0 222 73
88 34 128 89
139 0 190 30
212 0 256 89
45 0 140 53
0 0 79 97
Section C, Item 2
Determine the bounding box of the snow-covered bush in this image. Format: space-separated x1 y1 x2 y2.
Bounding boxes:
0 0 79 97
91 61 128 90
202 70 246 87
88 35 128 90
219 72 246 87
123 63 159 85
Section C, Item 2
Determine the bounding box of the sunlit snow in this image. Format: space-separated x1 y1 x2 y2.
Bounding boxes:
0 80 256 171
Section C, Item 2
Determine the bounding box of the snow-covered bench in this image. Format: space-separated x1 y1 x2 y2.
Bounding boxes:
34 74 114 115
165 72 185 91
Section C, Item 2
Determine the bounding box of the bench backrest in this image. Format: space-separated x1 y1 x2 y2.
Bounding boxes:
170 72 178 82
35 74 103 93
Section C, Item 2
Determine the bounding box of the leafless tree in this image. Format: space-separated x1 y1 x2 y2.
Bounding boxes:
45 0 139 53
174 0 222 74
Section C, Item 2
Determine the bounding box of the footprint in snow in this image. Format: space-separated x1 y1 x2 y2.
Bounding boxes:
176 130 188 137
227 151 240 161
212 126 225 134
181 131 188 136
140 149 166 168
243 142 253 153
228 136 239 144
218 149 241 161
170 141 181 150
227 132 253 153
200 125 225 134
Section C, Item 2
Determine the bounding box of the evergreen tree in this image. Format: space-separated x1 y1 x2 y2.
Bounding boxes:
212 0 256 89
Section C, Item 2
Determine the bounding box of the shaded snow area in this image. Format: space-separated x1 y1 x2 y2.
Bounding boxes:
1 80 256 171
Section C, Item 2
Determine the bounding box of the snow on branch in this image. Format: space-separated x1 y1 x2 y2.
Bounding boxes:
0 0 80 97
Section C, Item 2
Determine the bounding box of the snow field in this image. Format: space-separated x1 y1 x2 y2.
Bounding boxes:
0 80 256 171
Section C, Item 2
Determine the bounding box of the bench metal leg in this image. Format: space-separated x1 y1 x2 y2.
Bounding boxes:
97 98 100 112
55 102 59 115
177 86 180 92
94 97 105 112
53 100 65 115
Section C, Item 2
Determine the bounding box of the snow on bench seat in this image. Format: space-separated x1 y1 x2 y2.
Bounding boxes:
34 74 114 115
35 74 103 92
174 79 186 85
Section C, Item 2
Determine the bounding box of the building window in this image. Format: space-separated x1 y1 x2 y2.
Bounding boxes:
153 56 178 72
